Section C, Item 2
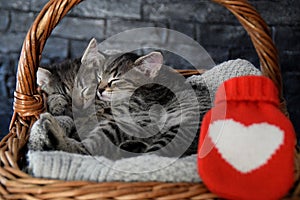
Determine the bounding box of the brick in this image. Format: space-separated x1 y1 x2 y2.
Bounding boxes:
283 72 300 97
196 1 237 24
288 111 300 142
169 22 195 40
159 43 216 70
42 37 69 62
98 41 156 54
0 112 12 136
106 19 158 37
0 10 9 31
0 76 7 96
52 17 105 40
71 38 137 58
0 97 13 137
39 58 51 66
162 50 194 70
167 29 196 44
204 46 229 65
166 27 204 61
0 58 9 97
0 53 18 97
252 0 300 25
283 72 300 137
30 0 49 11
6 53 19 73
143 2 197 22
70 39 89 58
10 11 35 32
279 51 300 72
143 1 236 23
140 48 195 70
0 0 299 141
0 54 10 71
198 24 253 49
144 1 300 25
6 75 16 98
229 48 260 69
0 0 30 11
0 33 25 53
103 24 168 51
274 26 300 52
71 0 142 19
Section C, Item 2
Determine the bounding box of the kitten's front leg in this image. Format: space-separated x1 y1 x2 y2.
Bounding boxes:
28 113 88 154
29 113 55 151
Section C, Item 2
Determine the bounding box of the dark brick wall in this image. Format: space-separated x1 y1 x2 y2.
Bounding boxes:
0 0 299 140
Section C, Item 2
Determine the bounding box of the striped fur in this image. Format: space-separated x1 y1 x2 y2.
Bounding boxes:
29 39 208 160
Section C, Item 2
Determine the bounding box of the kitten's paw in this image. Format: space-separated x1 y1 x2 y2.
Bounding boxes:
28 113 56 151
40 113 67 145
55 115 75 138
48 94 68 115
29 112 69 151
29 113 87 154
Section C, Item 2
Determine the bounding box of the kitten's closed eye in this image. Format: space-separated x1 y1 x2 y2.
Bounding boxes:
107 78 119 87
31 37 203 159
96 78 121 101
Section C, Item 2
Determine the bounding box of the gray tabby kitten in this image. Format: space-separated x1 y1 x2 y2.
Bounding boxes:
29 38 208 160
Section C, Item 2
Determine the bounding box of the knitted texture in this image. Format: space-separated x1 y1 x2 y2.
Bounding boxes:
27 59 262 182
199 58 261 103
27 151 201 182
214 75 279 104
198 76 296 200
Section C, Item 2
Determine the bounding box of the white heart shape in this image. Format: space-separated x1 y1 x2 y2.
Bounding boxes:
208 119 284 173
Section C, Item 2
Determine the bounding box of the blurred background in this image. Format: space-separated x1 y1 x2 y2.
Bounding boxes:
0 0 299 141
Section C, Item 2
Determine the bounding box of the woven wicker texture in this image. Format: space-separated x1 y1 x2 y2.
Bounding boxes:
0 0 298 199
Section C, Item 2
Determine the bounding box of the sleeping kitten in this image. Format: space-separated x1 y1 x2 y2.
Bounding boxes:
28 38 208 160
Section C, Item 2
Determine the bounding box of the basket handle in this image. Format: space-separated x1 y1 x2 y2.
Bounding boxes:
11 0 286 129
214 0 285 114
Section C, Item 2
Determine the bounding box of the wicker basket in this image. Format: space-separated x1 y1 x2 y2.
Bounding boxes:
1 0 299 199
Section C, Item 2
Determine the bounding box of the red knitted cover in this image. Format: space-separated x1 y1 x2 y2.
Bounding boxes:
198 76 296 200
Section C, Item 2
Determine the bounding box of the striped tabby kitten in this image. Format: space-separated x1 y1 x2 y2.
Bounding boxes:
28 38 201 160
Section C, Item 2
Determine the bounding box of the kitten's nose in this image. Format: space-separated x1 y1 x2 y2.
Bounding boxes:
98 87 105 95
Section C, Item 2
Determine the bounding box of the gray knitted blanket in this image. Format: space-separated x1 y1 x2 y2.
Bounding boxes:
27 59 261 182
27 151 201 182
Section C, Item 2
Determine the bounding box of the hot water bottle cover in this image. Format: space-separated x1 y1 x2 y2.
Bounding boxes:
198 76 296 200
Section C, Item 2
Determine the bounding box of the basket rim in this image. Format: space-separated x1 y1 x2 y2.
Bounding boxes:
0 0 296 199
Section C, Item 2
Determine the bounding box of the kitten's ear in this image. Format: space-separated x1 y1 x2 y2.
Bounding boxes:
134 52 163 78
81 38 104 64
37 68 52 86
